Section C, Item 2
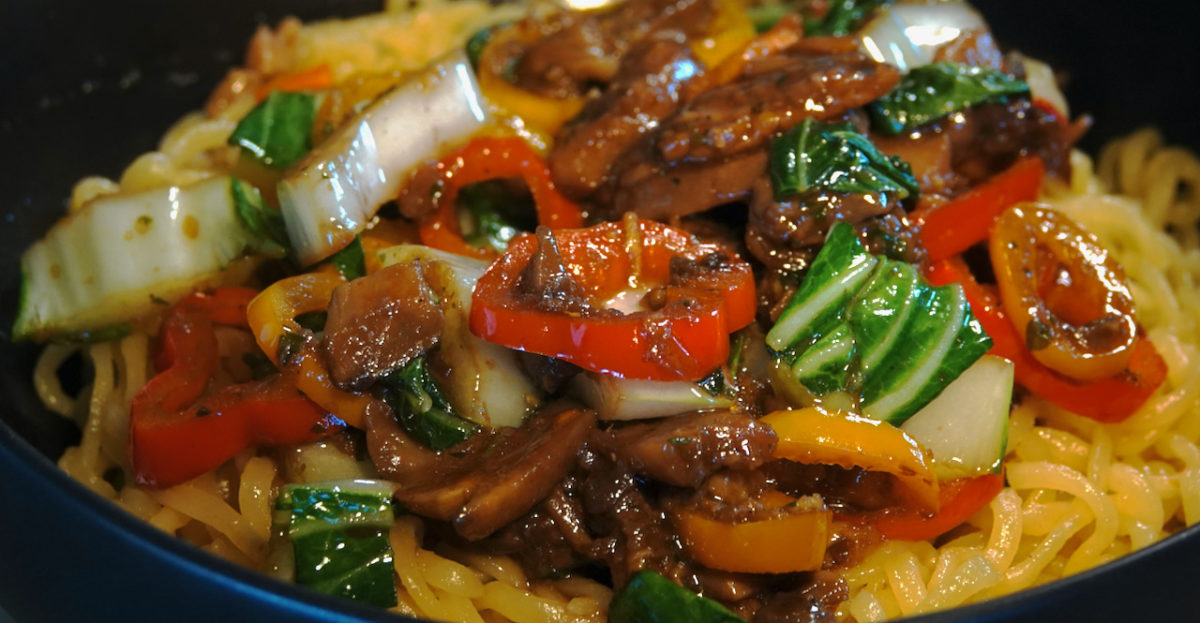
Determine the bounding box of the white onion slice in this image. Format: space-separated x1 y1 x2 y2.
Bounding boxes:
279 50 490 265
859 1 989 73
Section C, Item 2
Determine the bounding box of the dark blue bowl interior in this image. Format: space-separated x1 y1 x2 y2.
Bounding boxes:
2 1 1199 621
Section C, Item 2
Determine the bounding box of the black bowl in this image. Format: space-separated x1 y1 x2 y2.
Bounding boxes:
2 1 1198 621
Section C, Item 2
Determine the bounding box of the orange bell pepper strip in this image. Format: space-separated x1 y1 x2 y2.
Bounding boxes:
130 288 343 488
871 473 1005 541
917 157 1045 264
419 136 584 259
926 257 1167 422
674 490 831 574
255 64 333 100
762 408 940 513
470 217 756 381
245 267 373 428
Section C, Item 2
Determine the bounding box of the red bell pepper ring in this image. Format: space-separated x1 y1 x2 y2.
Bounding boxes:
926 258 1167 423
418 136 585 259
469 219 756 381
130 288 344 488
918 157 1045 264
871 473 1005 542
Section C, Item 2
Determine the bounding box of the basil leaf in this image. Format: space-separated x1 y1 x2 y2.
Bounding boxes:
276 484 398 608
230 177 288 256
869 63 1030 135
380 356 480 450
768 118 918 201
328 236 366 281
228 91 317 169
805 0 891 36
608 570 745 623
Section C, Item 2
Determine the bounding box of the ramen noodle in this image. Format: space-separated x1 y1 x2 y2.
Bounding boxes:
21 0 1200 621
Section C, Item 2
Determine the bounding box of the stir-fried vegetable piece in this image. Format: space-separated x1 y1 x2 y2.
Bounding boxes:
926 257 1167 422
456 180 534 256
869 63 1029 135
418 136 584 259
990 204 1138 381
246 267 374 428
130 288 342 487
674 490 831 574
228 92 319 169
473 25 585 137
870 473 1004 541
857 0 991 73
378 356 480 450
470 219 756 381
378 244 539 430
768 118 919 201
763 407 940 513
275 481 398 607
279 50 490 265
608 570 745 623
14 177 286 341
572 373 733 421
804 0 892 36
918 156 1044 264
254 64 333 101
900 355 1012 479
768 224 992 424
327 235 367 281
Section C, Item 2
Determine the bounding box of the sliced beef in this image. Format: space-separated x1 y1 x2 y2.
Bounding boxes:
366 400 597 541
749 572 847 623
592 411 776 488
322 260 443 390
608 149 768 220
655 49 901 164
511 0 714 98
515 226 591 314
946 98 1072 181
549 34 703 198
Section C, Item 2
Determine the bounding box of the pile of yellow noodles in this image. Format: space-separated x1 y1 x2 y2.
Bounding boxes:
31 1 1200 621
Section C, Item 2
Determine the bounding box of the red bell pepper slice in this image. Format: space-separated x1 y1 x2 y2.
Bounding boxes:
871 473 1005 541
418 136 584 259
130 288 343 488
927 258 1167 423
918 156 1045 264
469 219 756 381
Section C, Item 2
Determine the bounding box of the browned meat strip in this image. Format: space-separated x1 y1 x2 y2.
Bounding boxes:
593 411 776 488
655 49 901 165
549 34 703 198
608 149 767 220
515 226 590 314
511 0 713 98
367 401 598 541
946 98 1072 181
321 260 443 390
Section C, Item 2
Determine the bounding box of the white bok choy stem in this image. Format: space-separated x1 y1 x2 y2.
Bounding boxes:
15 176 281 341
858 1 990 73
279 50 490 266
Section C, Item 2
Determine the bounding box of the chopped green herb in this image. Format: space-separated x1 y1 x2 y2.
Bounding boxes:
869 63 1030 135
768 118 918 202
608 570 745 623
228 91 318 169
328 236 366 281
294 311 328 333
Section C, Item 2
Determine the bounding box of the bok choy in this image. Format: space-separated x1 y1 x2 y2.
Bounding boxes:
279 50 490 266
14 177 285 341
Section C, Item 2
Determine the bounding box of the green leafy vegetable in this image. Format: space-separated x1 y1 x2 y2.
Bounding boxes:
768 118 918 202
804 0 891 36
328 236 366 281
869 63 1030 135
608 570 745 623
275 482 398 608
768 223 992 424
379 356 480 450
228 91 317 169
294 311 328 333
230 178 288 256
458 180 533 255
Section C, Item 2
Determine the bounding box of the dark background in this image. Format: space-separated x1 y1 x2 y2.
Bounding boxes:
1 1 1199 622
